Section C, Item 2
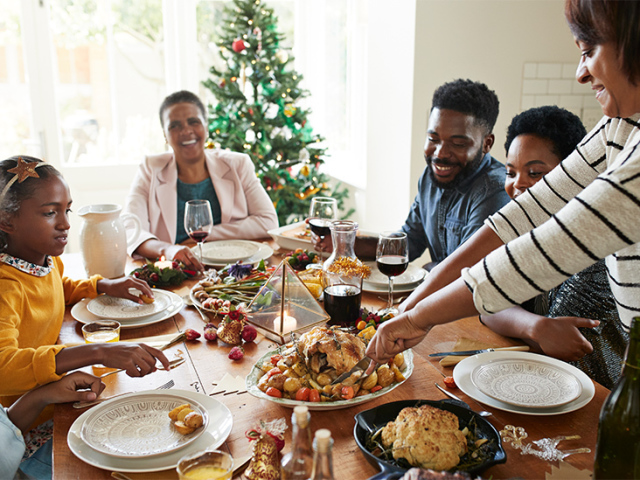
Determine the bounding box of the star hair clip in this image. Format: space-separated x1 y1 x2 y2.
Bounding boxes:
0 157 46 203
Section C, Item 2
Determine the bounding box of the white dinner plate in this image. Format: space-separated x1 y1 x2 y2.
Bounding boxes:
268 221 311 251
192 241 274 267
80 393 209 458
470 358 582 408
71 290 184 329
362 280 423 295
87 289 172 320
198 240 260 264
453 351 595 416
246 349 414 411
68 389 232 473
364 261 426 288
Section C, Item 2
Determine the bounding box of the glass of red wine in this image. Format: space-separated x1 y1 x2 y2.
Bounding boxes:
184 199 214 264
308 196 338 259
376 231 409 316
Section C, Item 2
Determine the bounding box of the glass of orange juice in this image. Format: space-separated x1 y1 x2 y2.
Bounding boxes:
81 321 121 343
176 450 233 480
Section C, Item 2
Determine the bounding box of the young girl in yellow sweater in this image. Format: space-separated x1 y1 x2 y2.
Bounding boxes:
0 155 170 407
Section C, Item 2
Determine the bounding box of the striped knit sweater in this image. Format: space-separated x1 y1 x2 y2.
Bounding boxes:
461 113 640 328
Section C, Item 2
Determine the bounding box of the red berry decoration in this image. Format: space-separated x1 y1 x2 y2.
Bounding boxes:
242 324 257 343
204 323 218 342
228 346 244 361
232 38 246 53
184 329 201 341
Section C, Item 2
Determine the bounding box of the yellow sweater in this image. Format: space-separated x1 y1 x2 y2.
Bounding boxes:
0 256 100 405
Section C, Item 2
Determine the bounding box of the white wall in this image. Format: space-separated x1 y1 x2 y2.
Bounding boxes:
355 0 581 239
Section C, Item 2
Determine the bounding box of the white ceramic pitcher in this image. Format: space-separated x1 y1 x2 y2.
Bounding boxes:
78 204 141 279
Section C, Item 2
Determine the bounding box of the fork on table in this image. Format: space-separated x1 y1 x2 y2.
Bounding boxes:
73 379 175 409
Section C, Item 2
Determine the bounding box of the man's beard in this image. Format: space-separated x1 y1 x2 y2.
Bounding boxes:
426 148 485 189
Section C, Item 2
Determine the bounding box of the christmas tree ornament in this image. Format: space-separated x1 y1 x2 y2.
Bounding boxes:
283 104 296 117
300 165 310 177
298 148 310 162
275 49 288 64
232 38 246 53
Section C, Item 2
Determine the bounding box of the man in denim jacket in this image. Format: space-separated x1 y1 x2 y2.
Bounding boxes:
401 79 509 268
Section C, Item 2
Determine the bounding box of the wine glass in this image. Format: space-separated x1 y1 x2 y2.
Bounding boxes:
184 199 214 264
308 196 338 258
376 231 409 316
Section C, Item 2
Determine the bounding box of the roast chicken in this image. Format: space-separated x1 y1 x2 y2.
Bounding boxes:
297 326 366 376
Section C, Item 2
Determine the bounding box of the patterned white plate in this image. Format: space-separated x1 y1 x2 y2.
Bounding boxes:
364 261 427 288
68 390 233 473
199 240 260 263
71 290 183 329
454 352 595 415
471 358 583 408
87 289 172 320
80 393 209 458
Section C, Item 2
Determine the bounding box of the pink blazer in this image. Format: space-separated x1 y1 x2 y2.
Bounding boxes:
124 149 278 255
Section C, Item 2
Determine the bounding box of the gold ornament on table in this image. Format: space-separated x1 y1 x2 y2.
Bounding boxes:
243 418 287 480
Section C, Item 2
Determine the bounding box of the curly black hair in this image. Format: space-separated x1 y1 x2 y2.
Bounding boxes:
158 90 206 127
504 106 587 161
431 79 500 133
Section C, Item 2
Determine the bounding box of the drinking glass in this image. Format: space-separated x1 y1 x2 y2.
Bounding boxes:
184 199 214 264
176 449 233 480
82 321 121 343
308 197 337 258
376 231 409 316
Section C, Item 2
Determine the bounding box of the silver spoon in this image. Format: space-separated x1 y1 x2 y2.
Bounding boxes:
182 294 211 323
434 382 492 417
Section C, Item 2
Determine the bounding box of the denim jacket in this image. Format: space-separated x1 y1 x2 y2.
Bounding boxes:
401 153 510 264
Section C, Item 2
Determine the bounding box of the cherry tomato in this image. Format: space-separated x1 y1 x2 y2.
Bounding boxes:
370 385 383 393
270 354 283 365
266 387 282 398
443 376 457 388
341 386 355 400
309 389 320 402
295 387 311 401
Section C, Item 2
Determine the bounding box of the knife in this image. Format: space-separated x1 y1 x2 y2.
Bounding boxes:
428 345 530 357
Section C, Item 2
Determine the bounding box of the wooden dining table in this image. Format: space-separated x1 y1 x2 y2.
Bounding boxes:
52 240 608 479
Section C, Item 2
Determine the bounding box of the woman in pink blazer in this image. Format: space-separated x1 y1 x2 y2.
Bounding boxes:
124 91 278 271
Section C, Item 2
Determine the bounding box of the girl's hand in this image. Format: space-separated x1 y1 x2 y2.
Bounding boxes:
97 276 154 303
96 343 170 377
531 316 598 362
163 244 204 272
40 371 106 404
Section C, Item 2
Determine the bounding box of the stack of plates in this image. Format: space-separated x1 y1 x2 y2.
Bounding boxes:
71 289 184 329
192 240 274 267
67 390 233 473
453 351 595 415
363 261 427 294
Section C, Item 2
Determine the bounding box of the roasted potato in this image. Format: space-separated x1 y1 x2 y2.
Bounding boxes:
376 365 395 388
168 404 191 421
183 411 204 429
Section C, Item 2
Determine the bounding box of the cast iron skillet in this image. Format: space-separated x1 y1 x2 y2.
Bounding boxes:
354 399 506 480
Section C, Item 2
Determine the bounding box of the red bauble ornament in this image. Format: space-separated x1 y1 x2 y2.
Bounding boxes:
232 38 246 53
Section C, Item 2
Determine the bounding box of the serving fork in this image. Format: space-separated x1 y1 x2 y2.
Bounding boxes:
73 379 175 409
434 382 492 417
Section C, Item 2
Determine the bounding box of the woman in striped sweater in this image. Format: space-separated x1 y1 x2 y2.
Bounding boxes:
366 0 640 365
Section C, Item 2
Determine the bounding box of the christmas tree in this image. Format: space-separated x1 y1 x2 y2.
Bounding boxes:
202 0 352 226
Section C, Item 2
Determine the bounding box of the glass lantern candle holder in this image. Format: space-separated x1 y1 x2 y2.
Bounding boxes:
246 260 330 344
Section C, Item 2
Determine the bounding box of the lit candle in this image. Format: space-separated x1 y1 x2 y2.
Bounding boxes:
155 256 173 270
273 313 298 333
